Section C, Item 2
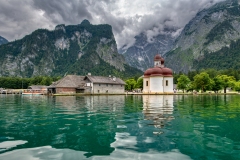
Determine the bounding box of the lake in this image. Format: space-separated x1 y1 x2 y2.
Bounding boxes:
0 94 240 160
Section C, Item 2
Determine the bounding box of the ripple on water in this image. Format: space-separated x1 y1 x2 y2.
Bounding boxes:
0 95 240 159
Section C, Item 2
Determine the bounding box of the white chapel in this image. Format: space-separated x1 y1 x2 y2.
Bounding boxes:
143 54 173 94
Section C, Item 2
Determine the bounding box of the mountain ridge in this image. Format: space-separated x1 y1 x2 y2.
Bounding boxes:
165 0 240 73
0 20 142 78
0 36 8 45
119 31 176 71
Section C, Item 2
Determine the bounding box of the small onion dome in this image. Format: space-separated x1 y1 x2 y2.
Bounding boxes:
150 67 163 75
162 67 173 76
144 68 153 76
154 54 162 61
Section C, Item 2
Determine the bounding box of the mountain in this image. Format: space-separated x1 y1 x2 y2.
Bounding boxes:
119 30 176 71
0 36 8 45
165 0 240 73
0 20 142 78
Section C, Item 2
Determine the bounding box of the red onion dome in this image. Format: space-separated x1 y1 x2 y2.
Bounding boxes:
162 67 173 76
144 68 153 76
150 67 163 75
154 54 162 61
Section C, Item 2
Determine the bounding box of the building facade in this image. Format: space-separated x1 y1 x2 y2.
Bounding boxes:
143 54 173 94
84 75 125 94
48 75 125 94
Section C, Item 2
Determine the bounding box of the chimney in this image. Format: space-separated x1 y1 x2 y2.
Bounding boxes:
88 73 91 76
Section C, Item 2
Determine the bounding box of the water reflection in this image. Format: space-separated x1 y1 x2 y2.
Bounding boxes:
172 95 240 159
143 95 174 129
52 96 128 157
1 95 240 159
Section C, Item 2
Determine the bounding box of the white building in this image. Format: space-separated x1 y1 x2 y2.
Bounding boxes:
143 54 173 94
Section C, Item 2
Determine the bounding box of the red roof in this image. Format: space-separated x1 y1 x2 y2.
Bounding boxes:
154 54 165 64
154 54 162 61
151 67 163 75
144 68 153 76
144 54 172 77
162 67 173 76
144 67 172 77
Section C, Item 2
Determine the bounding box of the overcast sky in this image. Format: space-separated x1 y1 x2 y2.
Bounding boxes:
0 0 225 49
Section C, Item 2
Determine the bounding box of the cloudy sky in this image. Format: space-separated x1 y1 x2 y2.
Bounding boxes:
0 0 225 49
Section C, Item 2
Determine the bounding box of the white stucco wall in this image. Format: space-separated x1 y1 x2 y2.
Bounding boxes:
92 83 125 94
143 77 150 93
163 77 173 93
150 76 163 93
143 76 173 94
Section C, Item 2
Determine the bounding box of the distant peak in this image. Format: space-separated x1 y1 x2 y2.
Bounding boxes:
0 36 8 45
80 19 91 25
55 24 65 30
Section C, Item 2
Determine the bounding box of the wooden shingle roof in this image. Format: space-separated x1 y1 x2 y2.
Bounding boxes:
49 75 85 88
86 76 125 85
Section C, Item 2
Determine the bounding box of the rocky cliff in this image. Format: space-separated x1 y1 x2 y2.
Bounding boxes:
165 0 240 73
119 31 176 71
0 20 142 78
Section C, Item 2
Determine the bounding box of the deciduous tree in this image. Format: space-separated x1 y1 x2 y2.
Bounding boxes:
135 77 143 89
234 81 240 92
177 75 190 93
125 79 136 91
193 72 212 93
212 76 223 93
217 75 236 93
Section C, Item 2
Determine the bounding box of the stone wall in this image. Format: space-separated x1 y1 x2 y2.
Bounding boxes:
56 88 76 94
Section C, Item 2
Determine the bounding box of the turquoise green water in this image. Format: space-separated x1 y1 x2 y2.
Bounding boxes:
0 95 240 160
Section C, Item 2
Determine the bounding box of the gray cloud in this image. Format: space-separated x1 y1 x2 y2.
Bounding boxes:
32 0 93 24
0 0 225 49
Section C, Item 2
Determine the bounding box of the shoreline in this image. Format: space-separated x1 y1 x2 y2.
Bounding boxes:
51 92 239 96
1 91 239 96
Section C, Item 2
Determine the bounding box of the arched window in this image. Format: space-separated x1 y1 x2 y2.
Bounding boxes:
166 80 168 86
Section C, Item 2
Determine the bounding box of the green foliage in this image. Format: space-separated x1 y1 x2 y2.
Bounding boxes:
0 20 142 79
194 38 240 71
125 79 137 91
186 82 195 92
203 68 219 79
234 81 240 92
66 51 142 79
205 20 235 45
0 76 61 89
187 71 199 81
173 72 183 84
193 72 212 92
217 75 235 93
172 68 240 93
135 77 143 89
177 75 191 93
124 76 143 91
211 76 223 93
165 47 194 74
